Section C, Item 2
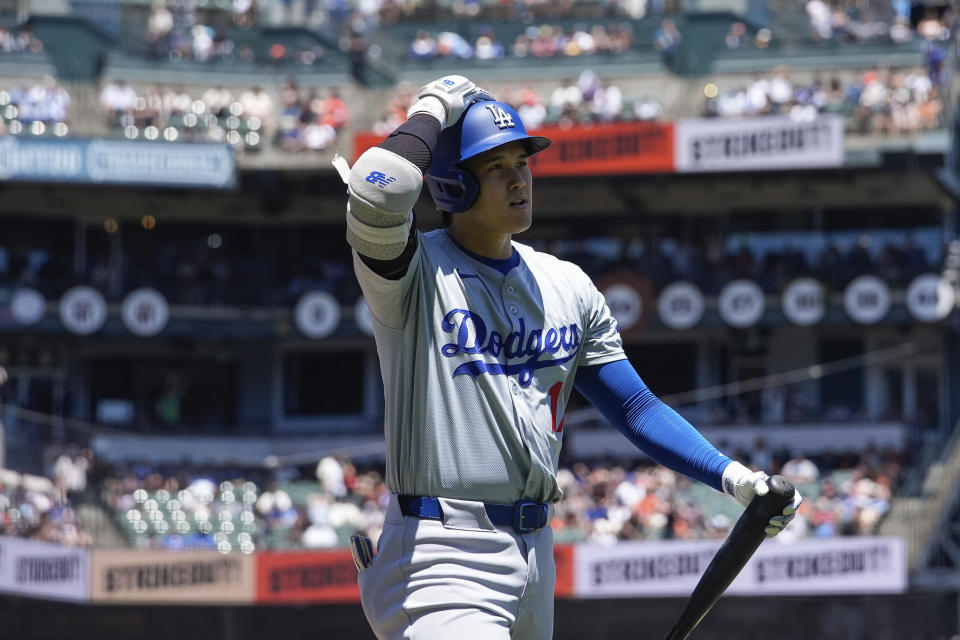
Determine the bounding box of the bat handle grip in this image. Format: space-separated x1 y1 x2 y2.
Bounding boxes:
747 475 796 524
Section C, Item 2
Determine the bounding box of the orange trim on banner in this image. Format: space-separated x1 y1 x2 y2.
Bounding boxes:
528 121 674 176
352 121 675 176
256 550 360 604
554 543 574 598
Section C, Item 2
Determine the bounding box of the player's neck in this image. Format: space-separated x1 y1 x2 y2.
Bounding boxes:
446 226 513 260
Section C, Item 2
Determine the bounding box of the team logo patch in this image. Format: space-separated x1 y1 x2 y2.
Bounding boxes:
440 309 579 387
365 171 397 188
485 104 515 130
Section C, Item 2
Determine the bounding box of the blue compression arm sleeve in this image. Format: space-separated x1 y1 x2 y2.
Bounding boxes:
574 359 731 491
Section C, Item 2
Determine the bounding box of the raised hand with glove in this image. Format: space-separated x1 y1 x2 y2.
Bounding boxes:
721 461 803 537
407 75 495 129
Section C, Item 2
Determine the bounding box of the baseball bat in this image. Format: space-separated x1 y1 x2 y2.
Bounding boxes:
664 475 796 640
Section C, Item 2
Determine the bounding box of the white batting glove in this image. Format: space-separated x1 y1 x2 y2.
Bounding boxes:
406 75 495 129
721 461 803 538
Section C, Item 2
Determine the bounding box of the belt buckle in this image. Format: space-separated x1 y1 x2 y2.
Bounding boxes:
513 501 547 533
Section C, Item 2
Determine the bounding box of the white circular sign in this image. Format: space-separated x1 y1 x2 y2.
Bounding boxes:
603 283 643 331
657 282 705 330
781 278 825 326
718 279 765 328
59 286 107 335
121 288 169 337
843 275 890 325
906 273 956 322
10 287 45 325
354 297 374 336
294 291 341 338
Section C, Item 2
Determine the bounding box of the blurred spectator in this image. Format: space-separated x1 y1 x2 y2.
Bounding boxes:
437 31 474 58
100 79 138 125
146 2 174 59
201 84 234 118
0 468 92 546
11 76 70 126
475 29 505 60
592 78 623 122
653 18 681 66
515 83 547 129
725 21 748 49
239 85 277 139
409 30 437 60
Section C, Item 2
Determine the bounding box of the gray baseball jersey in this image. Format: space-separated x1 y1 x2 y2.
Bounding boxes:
353 229 625 504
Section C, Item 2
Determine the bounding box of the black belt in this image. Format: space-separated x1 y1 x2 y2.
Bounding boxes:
397 494 549 533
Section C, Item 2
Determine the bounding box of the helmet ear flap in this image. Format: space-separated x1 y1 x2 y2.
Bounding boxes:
425 165 480 213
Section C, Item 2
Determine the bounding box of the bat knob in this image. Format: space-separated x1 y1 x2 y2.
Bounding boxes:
751 475 795 518
767 475 795 500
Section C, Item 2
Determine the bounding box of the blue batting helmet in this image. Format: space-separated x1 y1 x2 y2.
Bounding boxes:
425 101 551 214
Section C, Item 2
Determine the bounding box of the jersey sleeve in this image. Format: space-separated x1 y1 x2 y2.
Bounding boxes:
352 236 423 330
577 268 626 367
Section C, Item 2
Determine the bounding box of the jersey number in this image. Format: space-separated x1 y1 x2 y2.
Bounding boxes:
548 381 565 433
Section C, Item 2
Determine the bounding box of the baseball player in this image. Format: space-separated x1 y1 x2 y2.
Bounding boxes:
340 75 802 640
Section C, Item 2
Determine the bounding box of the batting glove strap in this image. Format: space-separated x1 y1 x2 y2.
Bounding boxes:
721 461 769 508
407 75 495 128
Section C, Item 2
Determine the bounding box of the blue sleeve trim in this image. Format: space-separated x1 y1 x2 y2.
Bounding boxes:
573 359 731 491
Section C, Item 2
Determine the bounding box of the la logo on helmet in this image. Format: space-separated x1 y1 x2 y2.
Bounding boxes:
485 104 515 130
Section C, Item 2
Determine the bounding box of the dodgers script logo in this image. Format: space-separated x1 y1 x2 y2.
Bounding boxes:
441 309 579 387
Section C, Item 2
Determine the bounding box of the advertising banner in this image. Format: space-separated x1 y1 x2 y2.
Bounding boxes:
0 137 236 188
553 543 575 598
90 550 255 604
526 121 675 177
574 539 719 598
256 550 359 604
0 536 90 602
737 536 906 595
675 115 844 173
574 537 905 598
353 121 675 177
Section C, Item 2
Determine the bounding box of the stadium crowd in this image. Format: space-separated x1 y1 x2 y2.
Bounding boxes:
0 76 71 137
88 442 901 553
407 21 637 61
0 462 93 547
98 78 349 151
0 25 44 53
703 65 944 135
802 0 957 44
374 71 660 134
